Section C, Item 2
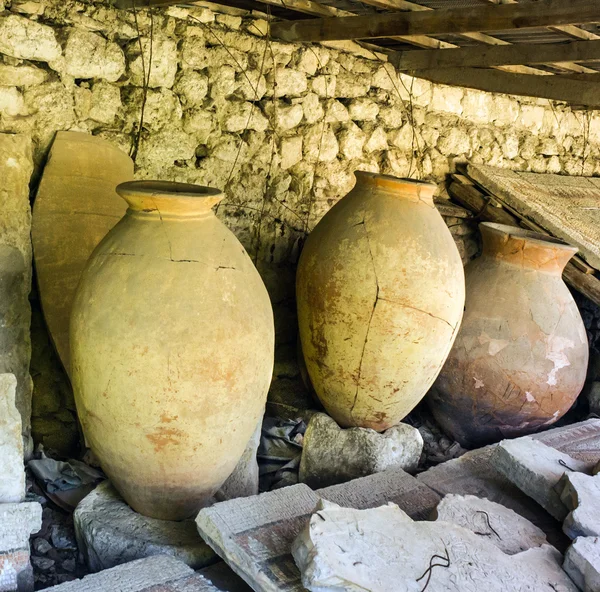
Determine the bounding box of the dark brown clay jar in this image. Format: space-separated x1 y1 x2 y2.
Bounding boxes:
428 222 588 447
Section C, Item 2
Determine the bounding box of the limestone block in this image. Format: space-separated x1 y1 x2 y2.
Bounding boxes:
303 123 338 162
183 110 215 142
491 96 520 126
502 133 520 160
86 81 121 125
75 481 215 572
219 101 268 133
0 15 61 62
184 43 248 72
324 99 349 123
311 75 336 98
216 13 242 29
0 134 33 447
236 71 267 101
262 102 303 132
347 98 379 121
431 85 463 116
43 556 198 592
387 124 414 151
337 122 365 161
60 29 125 82
335 73 369 98
364 126 388 153
209 66 237 102
128 37 178 89
433 494 548 555
291 48 319 76
265 67 307 98
0 65 47 87
378 104 404 129
494 436 589 521
0 87 24 117
174 71 209 107
302 93 323 124
299 413 423 489
291 501 577 592
0 374 24 502
371 64 397 92
130 88 181 132
462 90 492 124
563 537 600 592
280 136 303 170
561 472 600 539
136 128 197 171
519 104 545 133
437 127 471 156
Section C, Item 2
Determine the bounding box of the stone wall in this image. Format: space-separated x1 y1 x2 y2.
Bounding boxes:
2 0 600 452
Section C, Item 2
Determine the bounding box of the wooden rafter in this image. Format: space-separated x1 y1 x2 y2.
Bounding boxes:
270 0 600 43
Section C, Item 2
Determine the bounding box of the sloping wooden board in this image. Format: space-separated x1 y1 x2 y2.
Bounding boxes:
467 164 600 269
32 132 133 378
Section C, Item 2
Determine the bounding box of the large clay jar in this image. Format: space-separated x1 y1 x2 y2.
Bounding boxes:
70 181 274 520
429 222 588 447
297 172 465 431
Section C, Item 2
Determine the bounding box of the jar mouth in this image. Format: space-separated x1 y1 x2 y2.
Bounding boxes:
480 222 578 254
354 171 436 203
116 181 223 200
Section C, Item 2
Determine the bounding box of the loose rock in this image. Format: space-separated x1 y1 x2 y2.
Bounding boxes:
0 374 25 502
560 471 600 539
563 536 600 592
0 14 61 62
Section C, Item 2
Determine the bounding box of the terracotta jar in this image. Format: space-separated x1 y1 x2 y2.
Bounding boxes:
429 222 588 447
70 181 274 520
297 172 465 431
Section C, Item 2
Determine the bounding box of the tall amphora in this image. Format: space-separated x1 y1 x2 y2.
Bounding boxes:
429 222 588 447
71 181 274 520
297 172 465 431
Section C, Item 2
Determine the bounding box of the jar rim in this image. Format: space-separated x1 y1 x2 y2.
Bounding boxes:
355 171 436 189
116 180 223 199
480 222 578 253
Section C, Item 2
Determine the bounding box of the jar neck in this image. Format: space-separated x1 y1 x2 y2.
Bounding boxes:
354 171 436 205
116 181 224 218
480 222 577 274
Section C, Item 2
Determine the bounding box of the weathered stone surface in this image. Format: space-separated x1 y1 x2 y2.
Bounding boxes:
563 536 600 592
494 436 589 521
299 413 423 488
265 67 307 98
292 501 576 592
43 556 196 591
560 472 600 539
174 71 209 107
0 374 25 502
0 87 24 117
433 494 548 555
198 562 252 592
74 481 215 572
127 37 178 89
0 64 47 87
0 134 33 450
279 136 303 170
0 15 61 62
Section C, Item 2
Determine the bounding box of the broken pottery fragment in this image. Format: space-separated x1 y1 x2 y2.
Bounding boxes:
432 493 548 555
493 436 588 520
560 472 600 539
0 373 25 502
299 412 423 488
291 500 576 592
297 172 465 431
563 537 600 592
429 222 588 447
32 131 132 376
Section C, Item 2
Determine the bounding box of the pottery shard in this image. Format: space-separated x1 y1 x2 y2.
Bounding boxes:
432 494 548 555
560 472 600 539
0 14 61 62
0 374 25 502
493 436 588 521
299 412 423 489
291 501 577 592
74 481 215 572
563 537 600 592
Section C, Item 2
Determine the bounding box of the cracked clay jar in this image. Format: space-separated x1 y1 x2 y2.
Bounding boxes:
70 181 274 520
297 172 465 432
428 222 588 448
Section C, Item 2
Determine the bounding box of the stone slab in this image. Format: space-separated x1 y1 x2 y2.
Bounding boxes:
468 163 600 269
198 563 252 592
493 436 588 521
563 537 600 592
433 494 548 555
196 469 441 592
32 131 132 376
74 481 215 572
0 374 24 502
0 132 33 448
560 472 600 539
292 501 577 592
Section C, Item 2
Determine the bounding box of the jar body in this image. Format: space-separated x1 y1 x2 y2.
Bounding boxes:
429 223 588 447
71 184 274 520
297 172 465 431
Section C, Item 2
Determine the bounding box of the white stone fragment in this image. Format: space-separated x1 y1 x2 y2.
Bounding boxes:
280 136 303 170
299 413 423 489
303 93 324 124
561 472 600 539
236 70 267 101
174 71 209 107
292 501 576 592
0 374 25 502
266 67 307 98
263 102 303 132
494 436 589 521
433 494 548 555
219 101 268 132
563 537 600 592
0 502 41 552
364 126 388 153
303 123 338 162
0 86 24 117
0 64 47 87
312 75 336 98
0 15 61 62
335 73 370 98
348 98 379 121
337 123 365 160
128 37 178 89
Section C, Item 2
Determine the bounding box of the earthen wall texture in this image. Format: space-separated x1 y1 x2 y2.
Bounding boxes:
2 0 599 451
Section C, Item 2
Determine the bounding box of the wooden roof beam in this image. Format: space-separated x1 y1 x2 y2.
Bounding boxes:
270 0 600 43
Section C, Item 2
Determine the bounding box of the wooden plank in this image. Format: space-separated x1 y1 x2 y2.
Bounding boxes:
270 0 600 43
563 264 600 306
410 67 600 108
391 39 600 71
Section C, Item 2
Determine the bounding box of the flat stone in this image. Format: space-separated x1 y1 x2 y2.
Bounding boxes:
433 494 548 555
0 14 61 62
0 373 24 502
560 472 600 539
563 537 600 592
43 556 199 591
0 64 47 87
493 436 588 521
299 413 423 488
74 481 215 572
196 469 441 592
291 501 576 592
